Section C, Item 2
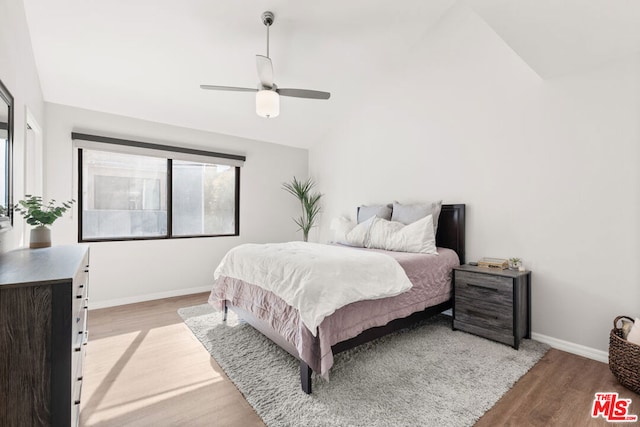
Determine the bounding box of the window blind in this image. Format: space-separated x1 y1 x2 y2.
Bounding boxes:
71 132 246 167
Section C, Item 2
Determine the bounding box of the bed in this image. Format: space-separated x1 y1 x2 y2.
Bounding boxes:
209 204 465 394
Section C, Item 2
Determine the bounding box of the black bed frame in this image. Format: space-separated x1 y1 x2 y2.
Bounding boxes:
225 204 465 394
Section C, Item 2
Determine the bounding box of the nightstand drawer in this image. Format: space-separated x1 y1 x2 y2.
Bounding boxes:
455 295 512 330
453 319 515 347
454 280 512 306
455 270 513 296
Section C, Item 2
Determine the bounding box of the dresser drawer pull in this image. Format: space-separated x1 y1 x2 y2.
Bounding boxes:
74 372 84 406
74 331 89 351
467 282 499 292
73 376 83 405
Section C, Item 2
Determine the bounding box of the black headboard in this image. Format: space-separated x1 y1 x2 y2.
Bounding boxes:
436 204 465 264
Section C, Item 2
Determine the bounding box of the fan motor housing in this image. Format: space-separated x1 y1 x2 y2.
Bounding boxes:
262 11 274 26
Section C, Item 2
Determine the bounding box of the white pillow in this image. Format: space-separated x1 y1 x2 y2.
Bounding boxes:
627 318 640 346
345 216 376 247
330 216 355 245
367 215 437 254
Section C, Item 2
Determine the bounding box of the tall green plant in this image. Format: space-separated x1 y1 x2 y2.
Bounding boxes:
15 195 75 227
282 177 322 242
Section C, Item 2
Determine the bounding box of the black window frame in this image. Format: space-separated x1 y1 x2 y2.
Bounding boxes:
75 133 243 243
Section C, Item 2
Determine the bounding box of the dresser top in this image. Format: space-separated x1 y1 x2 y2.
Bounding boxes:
0 245 88 288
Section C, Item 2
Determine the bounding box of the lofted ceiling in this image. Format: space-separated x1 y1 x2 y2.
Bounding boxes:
22 0 640 149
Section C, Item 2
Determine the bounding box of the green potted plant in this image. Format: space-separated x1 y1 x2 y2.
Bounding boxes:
508 257 522 270
282 177 322 242
14 195 75 248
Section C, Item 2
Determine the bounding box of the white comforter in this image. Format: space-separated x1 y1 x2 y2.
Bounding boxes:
213 242 413 336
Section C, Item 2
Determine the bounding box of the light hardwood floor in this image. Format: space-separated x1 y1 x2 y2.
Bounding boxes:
80 293 264 427
81 293 639 426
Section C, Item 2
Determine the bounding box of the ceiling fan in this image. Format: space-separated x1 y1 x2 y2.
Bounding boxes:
200 11 330 118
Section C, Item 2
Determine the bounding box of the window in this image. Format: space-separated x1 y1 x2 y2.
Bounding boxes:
172 161 236 236
75 133 244 241
81 150 168 239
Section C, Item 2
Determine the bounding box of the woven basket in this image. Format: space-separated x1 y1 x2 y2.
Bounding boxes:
609 316 640 394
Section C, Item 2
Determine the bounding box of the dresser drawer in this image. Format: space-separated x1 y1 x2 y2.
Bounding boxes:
73 307 88 342
71 400 80 427
73 255 89 291
73 300 86 331
71 343 84 382
73 278 88 315
72 375 83 415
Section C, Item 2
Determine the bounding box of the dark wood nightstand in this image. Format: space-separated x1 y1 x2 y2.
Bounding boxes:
452 265 531 349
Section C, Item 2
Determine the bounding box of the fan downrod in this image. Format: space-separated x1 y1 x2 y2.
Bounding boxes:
262 11 274 27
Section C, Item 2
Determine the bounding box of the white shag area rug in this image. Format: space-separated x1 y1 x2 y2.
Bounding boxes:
178 304 548 427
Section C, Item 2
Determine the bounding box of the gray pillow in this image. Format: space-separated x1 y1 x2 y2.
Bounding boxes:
357 204 392 223
391 200 442 233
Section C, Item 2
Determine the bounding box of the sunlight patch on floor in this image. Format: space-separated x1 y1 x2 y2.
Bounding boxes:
82 381 219 426
81 322 229 426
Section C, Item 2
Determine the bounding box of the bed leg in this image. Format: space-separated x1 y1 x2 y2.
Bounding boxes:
300 361 312 394
223 303 228 322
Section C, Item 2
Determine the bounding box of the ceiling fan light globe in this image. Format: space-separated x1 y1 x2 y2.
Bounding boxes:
256 90 279 118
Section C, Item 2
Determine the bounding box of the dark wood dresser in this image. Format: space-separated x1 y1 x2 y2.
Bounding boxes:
0 245 89 427
452 264 531 349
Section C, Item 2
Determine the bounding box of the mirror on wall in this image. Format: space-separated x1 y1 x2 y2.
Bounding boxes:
0 78 14 232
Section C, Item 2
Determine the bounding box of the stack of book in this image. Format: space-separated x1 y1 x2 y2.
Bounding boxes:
477 257 508 269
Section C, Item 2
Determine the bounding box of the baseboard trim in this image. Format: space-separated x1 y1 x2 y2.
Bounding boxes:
90 286 211 310
532 332 608 364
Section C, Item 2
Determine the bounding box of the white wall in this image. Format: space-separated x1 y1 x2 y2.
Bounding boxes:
44 103 308 307
310 5 640 357
0 0 45 252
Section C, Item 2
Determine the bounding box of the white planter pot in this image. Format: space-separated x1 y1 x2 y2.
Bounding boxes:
30 226 51 248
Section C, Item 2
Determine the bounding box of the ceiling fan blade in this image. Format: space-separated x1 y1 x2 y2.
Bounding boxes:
256 55 274 88
277 88 331 100
200 85 258 92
